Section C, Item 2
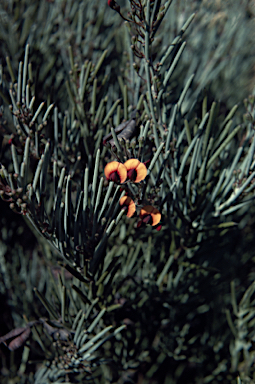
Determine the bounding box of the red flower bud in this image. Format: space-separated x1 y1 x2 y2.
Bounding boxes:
107 0 129 21
108 0 120 13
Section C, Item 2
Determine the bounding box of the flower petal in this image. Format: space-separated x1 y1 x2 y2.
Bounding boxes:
119 196 136 218
124 159 140 170
104 162 127 184
139 205 154 216
134 162 147 182
139 205 161 226
124 159 147 183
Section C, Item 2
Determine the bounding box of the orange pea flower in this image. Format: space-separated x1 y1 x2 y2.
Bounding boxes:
119 196 136 218
138 205 161 227
104 161 127 184
124 159 147 183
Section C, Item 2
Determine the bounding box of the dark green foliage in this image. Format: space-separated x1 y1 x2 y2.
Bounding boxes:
0 1 255 383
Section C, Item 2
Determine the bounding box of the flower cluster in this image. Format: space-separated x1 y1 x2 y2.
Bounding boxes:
104 159 161 229
120 196 161 229
104 159 147 184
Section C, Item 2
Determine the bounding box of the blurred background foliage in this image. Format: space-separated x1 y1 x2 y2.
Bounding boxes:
0 0 255 383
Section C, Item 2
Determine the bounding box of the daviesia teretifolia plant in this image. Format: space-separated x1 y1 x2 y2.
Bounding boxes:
1 0 255 383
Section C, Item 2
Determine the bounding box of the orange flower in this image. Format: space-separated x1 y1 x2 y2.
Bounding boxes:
119 196 136 218
104 161 127 184
124 159 147 183
138 205 161 226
